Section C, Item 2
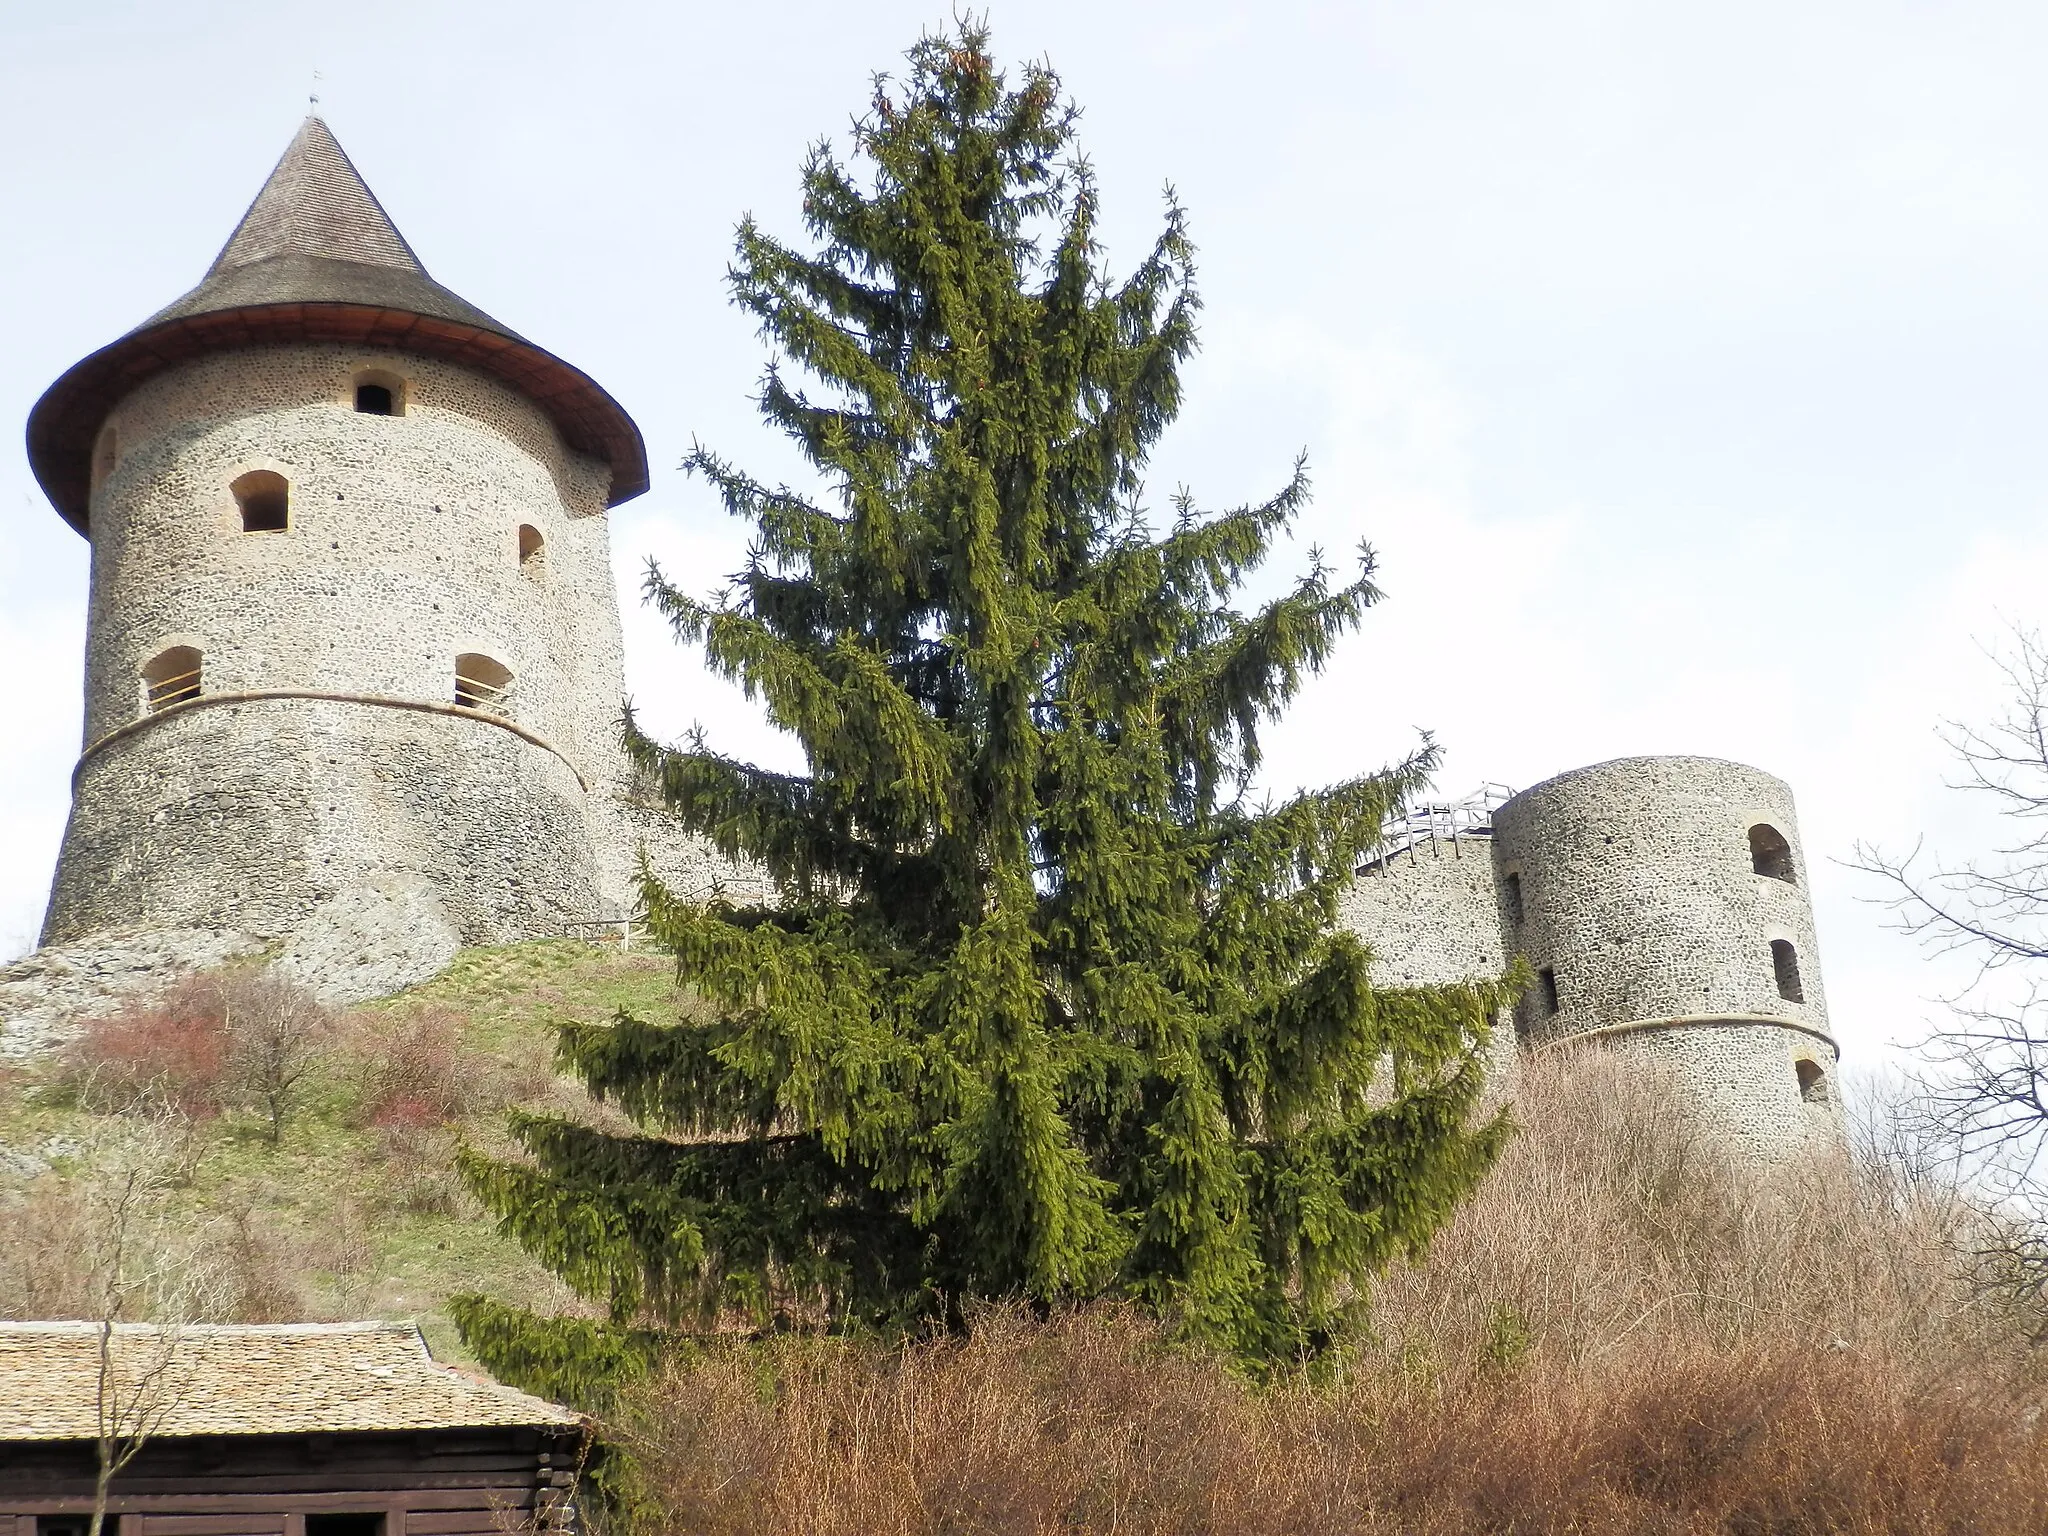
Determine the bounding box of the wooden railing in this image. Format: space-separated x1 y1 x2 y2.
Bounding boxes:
453 672 507 713
145 669 202 712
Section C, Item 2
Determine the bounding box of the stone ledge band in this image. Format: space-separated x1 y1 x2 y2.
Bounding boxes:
1530 1012 1838 1057
73 688 591 793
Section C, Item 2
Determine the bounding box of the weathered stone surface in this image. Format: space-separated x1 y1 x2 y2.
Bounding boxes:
270 880 464 1006
0 926 262 1059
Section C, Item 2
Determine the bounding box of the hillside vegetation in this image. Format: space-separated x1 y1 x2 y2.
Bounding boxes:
0 941 655 1359
6 943 2048 1530
604 1051 2048 1534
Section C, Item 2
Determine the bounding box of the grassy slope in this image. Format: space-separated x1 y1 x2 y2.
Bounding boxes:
0 940 676 1362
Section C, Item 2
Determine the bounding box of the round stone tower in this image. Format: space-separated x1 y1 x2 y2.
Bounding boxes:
1490 756 1839 1158
1340 758 1842 1163
25 118 656 999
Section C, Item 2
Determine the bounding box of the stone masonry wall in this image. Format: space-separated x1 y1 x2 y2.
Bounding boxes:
1339 836 1507 988
41 344 643 999
78 344 619 766
1337 757 1842 1164
47 698 599 998
1338 833 1518 1086
1489 757 1829 1040
1491 756 1838 1161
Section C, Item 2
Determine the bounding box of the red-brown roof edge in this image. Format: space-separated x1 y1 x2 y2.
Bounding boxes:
27 302 650 537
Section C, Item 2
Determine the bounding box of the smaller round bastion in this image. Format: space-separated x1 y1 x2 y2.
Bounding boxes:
1342 756 1840 1164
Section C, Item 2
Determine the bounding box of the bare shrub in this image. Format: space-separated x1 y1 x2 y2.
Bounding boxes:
606 1051 2048 1534
0 1113 224 1323
311 1199 378 1316
0 1177 99 1318
215 970 331 1145
1367 1048 2041 1381
373 1123 467 1217
610 1304 2048 1536
197 1203 303 1322
345 1007 474 1127
60 968 332 1143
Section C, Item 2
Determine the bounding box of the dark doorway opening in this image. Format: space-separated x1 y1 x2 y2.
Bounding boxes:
307 1515 386 1536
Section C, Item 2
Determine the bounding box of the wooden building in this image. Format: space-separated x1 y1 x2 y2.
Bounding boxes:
0 1322 585 1534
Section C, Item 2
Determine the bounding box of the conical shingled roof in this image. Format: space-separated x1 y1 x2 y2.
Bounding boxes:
27 118 647 535
208 116 424 274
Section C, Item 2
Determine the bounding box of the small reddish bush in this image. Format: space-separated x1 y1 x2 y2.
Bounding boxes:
62 969 331 1141
63 977 232 1116
347 1008 473 1127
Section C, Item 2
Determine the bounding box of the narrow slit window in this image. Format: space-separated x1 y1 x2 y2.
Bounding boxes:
92 425 118 491
231 470 290 533
1539 966 1559 1015
518 523 545 569
454 653 513 713
1771 939 1804 1003
141 646 202 713
1504 872 1524 926
1749 823 1797 882
1795 1057 1827 1104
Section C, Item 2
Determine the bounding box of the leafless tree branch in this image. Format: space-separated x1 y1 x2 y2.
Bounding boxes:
1851 625 2048 1205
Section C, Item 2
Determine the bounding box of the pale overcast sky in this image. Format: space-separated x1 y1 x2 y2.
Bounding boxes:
5 1 2045 1076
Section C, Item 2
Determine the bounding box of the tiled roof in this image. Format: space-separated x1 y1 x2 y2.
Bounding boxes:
0 1321 580 1440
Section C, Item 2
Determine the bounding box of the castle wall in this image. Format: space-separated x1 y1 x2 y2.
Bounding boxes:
1339 837 1506 989
47 700 598 996
79 345 620 768
1336 835 1517 1086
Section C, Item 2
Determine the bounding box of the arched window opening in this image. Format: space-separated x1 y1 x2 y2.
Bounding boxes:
518 524 545 570
1771 939 1804 1003
352 369 406 417
141 646 202 714
1750 823 1797 882
1503 872 1524 926
92 425 119 491
1795 1057 1827 1104
454 653 513 714
232 470 290 533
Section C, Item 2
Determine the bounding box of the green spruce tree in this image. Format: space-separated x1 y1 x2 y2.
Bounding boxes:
456 23 1509 1385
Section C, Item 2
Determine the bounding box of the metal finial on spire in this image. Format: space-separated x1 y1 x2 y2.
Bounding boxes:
309 68 322 109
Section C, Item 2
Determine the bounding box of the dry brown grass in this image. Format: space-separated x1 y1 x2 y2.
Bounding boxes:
606 1050 2048 1535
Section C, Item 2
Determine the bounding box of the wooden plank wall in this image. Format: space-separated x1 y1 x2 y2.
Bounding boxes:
0 1429 582 1532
